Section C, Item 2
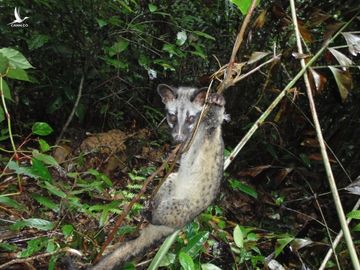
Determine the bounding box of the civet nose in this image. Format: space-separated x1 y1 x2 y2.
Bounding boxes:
173 133 186 143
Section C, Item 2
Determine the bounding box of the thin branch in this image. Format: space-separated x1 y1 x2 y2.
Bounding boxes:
55 75 84 145
0 247 82 269
218 0 258 93
289 1 360 269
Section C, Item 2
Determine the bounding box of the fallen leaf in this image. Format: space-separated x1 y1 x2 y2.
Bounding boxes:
298 23 314 43
309 9 331 26
324 22 345 43
253 9 267 29
238 165 271 178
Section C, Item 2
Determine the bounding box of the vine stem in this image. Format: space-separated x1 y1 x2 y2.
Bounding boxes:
0 76 18 160
0 75 22 193
55 75 84 145
289 0 360 269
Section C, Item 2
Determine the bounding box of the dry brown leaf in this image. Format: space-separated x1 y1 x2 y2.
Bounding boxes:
274 168 293 185
301 138 319 148
309 9 331 26
308 68 327 93
329 66 353 102
253 9 267 29
308 153 336 163
238 165 271 178
298 23 314 43
324 22 345 43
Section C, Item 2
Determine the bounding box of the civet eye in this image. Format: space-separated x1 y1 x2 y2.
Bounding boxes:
168 114 177 123
187 115 195 123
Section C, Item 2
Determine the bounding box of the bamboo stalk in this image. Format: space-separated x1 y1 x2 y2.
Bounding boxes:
289 1 360 268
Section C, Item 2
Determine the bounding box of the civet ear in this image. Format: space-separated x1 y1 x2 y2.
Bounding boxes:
157 84 177 104
191 87 208 106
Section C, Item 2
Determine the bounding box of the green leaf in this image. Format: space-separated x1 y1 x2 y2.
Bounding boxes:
0 48 34 69
138 54 150 68
190 44 206 59
102 57 128 69
39 139 51 152
181 231 209 257
179 251 195 270
109 40 129 56
31 158 52 182
96 18 108 28
229 0 257 15
347 210 360 219
32 150 58 167
1 78 13 101
28 34 49 50
201 263 222 270
62 224 74 237
0 196 27 212
31 194 59 211
46 239 56 252
32 122 54 136
353 223 360 232
47 96 63 113
233 225 244 248
7 161 38 179
229 179 258 199
0 106 4 122
159 253 176 267
19 237 48 258
48 255 57 270
148 230 180 270
75 102 86 122
176 31 187 46
148 3 158 12
0 52 9 73
44 182 67 198
7 68 30 81
162 44 180 57
0 242 17 252
193 31 215 41
11 218 54 231
154 59 176 71
275 236 294 257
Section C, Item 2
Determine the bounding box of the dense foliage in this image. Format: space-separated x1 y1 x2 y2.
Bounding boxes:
0 0 360 269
